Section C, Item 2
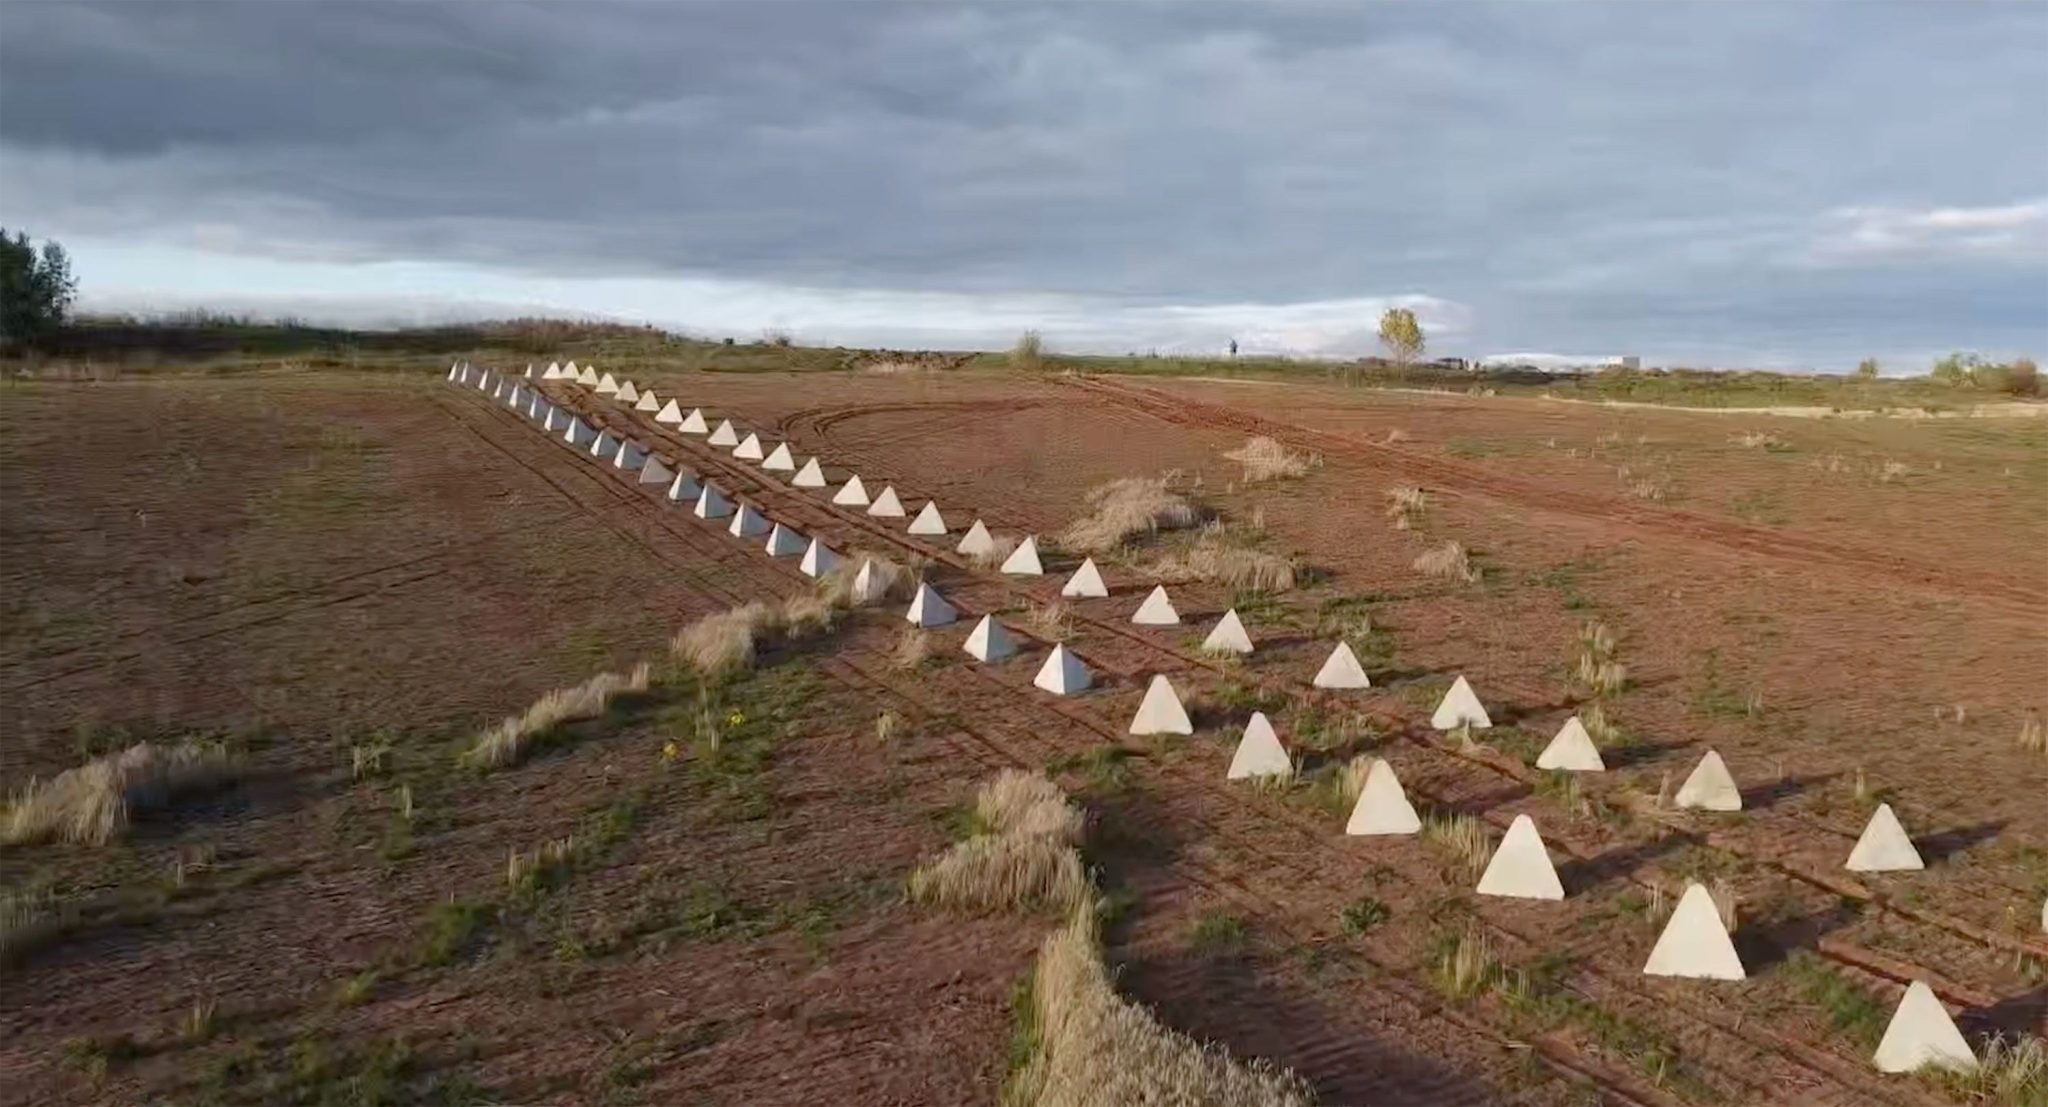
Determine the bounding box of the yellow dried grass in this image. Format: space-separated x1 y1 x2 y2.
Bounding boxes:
4 741 238 846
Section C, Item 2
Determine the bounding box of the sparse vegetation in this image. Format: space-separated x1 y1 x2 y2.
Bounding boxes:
1422 812 1491 876
1026 601 1072 641
1573 619 1627 699
1930 1033 2047 1104
2019 712 2045 755
1338 896 1390 935
1222 436 1313 483
1413 540 1478 583
4 740 238 846
461 662 651 770
1 889 73 964
1152 536 1299 593
1012 330 1044 371
1432 930 1496 999
1729 430 1790 451
892 627 932 670
909 771 1088 916
1059 476 1202 552
971 534 1023 570
1385 485 1428 530
1189 910 1247 952
1377 307 1425 366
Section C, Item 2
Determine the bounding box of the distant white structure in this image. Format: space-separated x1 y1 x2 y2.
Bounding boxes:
909 502 949 536
963 615 1018 662
733 432 765 460
1846 804 1924 872
708 419 740 446
1226 713 1291 780
1674 751 1742 811
693 484 733 519
634 390 660 413
1345 759 1421 836
956 519 995 555
799 539 841 578
616 380 640 402
639 457 675 486
589 430 622 464
833 475 871 506
1128 675 1193 736
595 372 620 395
1431 676 1492 730
867 485 906 517
1313 642 1371 689
1643 883 1746 980
1201 609 1254 655
680 408 710 434
764 523 806 557
762 443 795 471
1874 981 1976 1075
1537 717 1605 772
1062 558 1109 598
563 417 596 448
613 440 647 471
850 559 889 604
905 582 957 628
728 502 770 538
1000 536 1043 576
655 399 685 424
1131 585 1179 626
577 365 599 386
666 471 701 503
1034 644 1092 695
1475 815 1564 900
792 458 827 488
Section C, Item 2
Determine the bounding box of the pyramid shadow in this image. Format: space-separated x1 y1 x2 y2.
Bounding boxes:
1916 820 2007 866
1738 901 1863 973
1555 831 1693 895
1739 772 1837 811
1957 985 2047 1043
1372 666 1434 684
1604 740 1685 770
1439 783 1531 817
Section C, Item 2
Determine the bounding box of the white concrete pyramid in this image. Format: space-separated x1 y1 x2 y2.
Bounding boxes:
489 376 504 398
909 501 949 535
1476 815 1564 900
1061 558 1109 599
956 519 994 554
799 538 841 578
590 430 622 463
1226 713 1291 780
616 380 640 402
708 419 740 446
680 408 710 434
761 443 796 471
728 503 770 538
524 364 535 379
563 360 578 379
1033 644 1093 695
666 471 702 503
764 523 806 557
613 440 647 470
1345 759 1422 835
733 432 765 460
1873 981 1976 1074
1674 750 1742 811
963 615 1018 662
867 485 906 517
525 392 546 419
791 458 827 488
477 371 492 392
655 399 685 424
1313 642 1372 689
904 582 957 628
694 484 732 519
1431 675 1493 730
1643 883 1746 979
448 362 461 382
634 390 660 413
833 475 871 506
563 417 596 448
1537 717 1605 772
505 385 525 408
543 361 561 380
595 372 620 395
850 559 888 604
577 365 599 386
638 457 675 486
1128 675 1193 735
1846 803 1924 873
544 407 567 432
1202 609 1255 655
1131 585 1180 626
1001 536 1044 576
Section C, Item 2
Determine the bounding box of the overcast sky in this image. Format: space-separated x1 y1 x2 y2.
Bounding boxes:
3 1 2044 370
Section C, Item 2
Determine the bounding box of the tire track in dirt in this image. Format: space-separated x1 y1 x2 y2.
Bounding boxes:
1065 376 2046 615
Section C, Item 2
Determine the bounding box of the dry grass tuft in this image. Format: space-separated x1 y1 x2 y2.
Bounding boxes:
672 602 783 677
1931 1034 2046 1104
978 769 1086 844
1338 755 1375 803
1221 436 1313 483
2015 712 2044 755
817 550 914 608
1729 430 1789 450
1707 877 1740 932
4 741 238 846
1433 931 1496 999
1026 601 1072 641
1 889 72 964
875 711 900 742
1385 485 1429 530
1421 812 1490 876
1059 476 1202 553
1413 540 1477 583
1153 541 1299 593
463 664 652 770
892 627 931 670
909 771 1088 916
779 593 837 638
970 534 1022 570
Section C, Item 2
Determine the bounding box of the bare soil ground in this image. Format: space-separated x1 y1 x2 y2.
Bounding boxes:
3 363 2042 1106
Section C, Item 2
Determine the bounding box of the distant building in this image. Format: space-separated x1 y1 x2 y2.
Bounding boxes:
1615 356 1641 370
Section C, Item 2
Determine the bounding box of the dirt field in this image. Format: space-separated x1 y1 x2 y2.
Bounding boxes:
2 361 2042 1106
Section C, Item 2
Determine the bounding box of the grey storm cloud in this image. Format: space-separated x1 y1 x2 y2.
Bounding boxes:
2 0 2044 366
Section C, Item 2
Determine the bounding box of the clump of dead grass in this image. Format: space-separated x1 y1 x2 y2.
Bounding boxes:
969 534 1021 570
1058 476 1202 553
1026 601 1072 641
4 741 239 846
1413 540 1477 583
1729 431 1789 451
672 601 783 678
909 770 1087 915
1221 436 1314 483
1931 1034 2046 1104
2018 712 2046 755
463 663 652 770
817 549 916 608
2 889 73 964
1385 485 1428 530
892 627 932 670
1153 540 1299 593
1421 812 1490 876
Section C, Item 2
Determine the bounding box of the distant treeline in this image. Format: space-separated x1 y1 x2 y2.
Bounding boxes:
43 313 673 359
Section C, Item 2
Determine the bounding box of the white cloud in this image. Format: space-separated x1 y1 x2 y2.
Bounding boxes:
1809 199 2048 262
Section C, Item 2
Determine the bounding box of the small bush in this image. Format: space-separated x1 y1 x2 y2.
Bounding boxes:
1422 812 1490 876
1433 931 1495 999
2018 712 2045 755
1026 602 1071 641
1 889 72 963
1059 476 1202 553
461 664 651 770
672 602 782 678
1385 486 1427 530
817 550 913 608
892 628 931 670
1338 896 1390 935
1153 541 1298 593
1413 540 1477 583
1012 330 1044 371
970 534 1022 570
1221 436 1311 483
4 741 238 846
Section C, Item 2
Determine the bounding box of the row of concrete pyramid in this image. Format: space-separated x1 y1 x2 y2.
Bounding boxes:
457 360 2003 1076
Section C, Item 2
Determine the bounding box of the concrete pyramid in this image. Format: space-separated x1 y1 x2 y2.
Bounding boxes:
833 475 871 506
1128 675 1193 736
909 501 949 536
764 523 806 557
1476 815 1565 900
577 365 599 386
505 385 525 408
850 559 888 604
799 538 841 578
563 360 578 379
1873 981 1976 1074
543 407 567 433
634 390 660 413
761 443 796 471
963 615 1018 662
1643 882 1746 979
904 582 957 628
638 456 675 486
728 502 770 538
1345 759 1422 835
595 372 620 395
524 363 535 379
1202 609 1255 655
666 470 702 503
867 485 906 517
617 380 640 402
1001 536 1044 576
1431 675 1493 730
1131 585 1180 626
1674 750 1742 811
693 484 733 519
956 519 994 554
525 392 546 418
708 419 740 446
563 417 596 448
477 371 492 392
1226 712 1291 780
614 440 647 470
543 361 561 379
1061 558 1109 599
1313 642 1372 689
791 458 827 488
1033 644 1093 695
1537 717 1605 772
1846 803 1924 873
448 362 461 382
733 432 765 460
590 430 622 463
655 399 685 424
489 376 504 398
680 408 710 434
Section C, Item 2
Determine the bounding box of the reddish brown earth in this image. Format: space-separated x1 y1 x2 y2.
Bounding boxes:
2 365 2042 1106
